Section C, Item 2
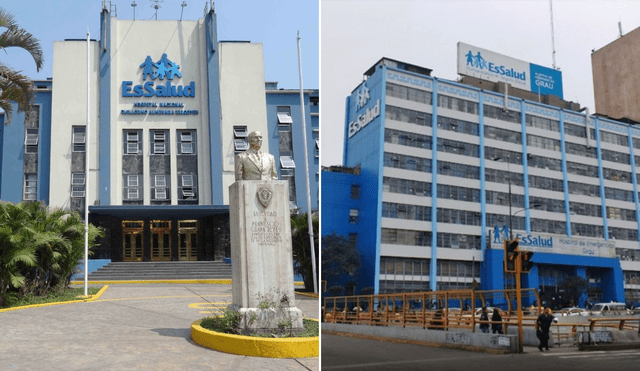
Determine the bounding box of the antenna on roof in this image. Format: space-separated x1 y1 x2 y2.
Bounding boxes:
180 1 187 21
549 0 557 69
150 0 163 20
131 1 137 20
618 21 623 37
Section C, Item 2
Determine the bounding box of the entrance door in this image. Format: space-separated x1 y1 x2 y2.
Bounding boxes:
123 220 144 261
151 220 171 261
178 220 198 261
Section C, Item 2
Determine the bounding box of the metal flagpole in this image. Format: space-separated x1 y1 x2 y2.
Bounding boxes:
296 31 318 294
84 29 91 297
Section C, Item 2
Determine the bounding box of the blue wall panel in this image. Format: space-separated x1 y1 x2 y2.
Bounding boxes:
1 102 25 203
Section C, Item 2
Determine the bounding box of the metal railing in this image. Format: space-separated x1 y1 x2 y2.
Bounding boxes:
323 288 541 332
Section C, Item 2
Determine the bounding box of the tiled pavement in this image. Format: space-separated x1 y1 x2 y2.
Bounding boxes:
0 284 319 370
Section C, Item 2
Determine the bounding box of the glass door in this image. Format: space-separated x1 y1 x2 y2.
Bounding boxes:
178 220 198 261
122 220 144 261
151 220 171 261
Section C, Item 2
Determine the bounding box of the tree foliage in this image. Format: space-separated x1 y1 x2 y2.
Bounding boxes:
321 232 361 283
0 7 44 125
290 212 319 292
0 202 103 308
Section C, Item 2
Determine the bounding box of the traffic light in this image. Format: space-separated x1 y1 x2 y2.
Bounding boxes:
503 238 519 273
521 251 534 273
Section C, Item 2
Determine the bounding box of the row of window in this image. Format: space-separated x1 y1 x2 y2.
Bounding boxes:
122 130 196 155
387 87 640 156
120 174 197 201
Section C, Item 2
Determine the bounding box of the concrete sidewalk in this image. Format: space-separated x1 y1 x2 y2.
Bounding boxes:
0 284 319 370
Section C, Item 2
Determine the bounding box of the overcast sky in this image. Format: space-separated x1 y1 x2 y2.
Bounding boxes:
321 0 640 166
1 0 318 89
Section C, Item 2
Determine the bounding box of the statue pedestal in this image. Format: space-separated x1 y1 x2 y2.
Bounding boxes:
229 180 303 334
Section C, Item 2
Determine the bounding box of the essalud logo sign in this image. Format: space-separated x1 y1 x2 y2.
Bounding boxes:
465 50 526 82
491 225 553 247
348 84 380 138
122 53 196 97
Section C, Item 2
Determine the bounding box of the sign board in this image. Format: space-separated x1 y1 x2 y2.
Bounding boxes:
457 42 563 99
489 227 615 258
348 83 380 139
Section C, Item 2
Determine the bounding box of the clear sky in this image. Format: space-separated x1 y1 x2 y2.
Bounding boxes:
321 0 640 166
1 0 318 89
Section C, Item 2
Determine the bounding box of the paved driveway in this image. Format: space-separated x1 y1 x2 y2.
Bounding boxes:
0 284 319 370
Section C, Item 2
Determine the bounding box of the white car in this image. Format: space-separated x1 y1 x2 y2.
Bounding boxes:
589 302 630 315
557 307 589 317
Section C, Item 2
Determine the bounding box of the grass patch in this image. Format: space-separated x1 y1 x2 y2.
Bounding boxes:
4 287 102 309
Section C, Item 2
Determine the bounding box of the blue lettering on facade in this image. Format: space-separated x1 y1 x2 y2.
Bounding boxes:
122 54 196 98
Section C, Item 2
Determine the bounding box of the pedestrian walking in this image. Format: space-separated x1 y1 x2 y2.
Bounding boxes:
480 307 490 333
491 309 503 334
536 307 555 351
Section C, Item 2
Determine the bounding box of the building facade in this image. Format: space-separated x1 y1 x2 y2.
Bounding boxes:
0 4 318 263
322 57 640 307
592 25 640 124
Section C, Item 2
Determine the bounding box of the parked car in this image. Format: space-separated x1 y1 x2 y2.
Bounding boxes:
589 302 630 315
557 307 589 317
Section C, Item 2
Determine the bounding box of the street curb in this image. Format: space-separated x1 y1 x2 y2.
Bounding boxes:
69 280 305 286
191 319 319 358
0 285 109 313
321 330 512 354
295 291 319 298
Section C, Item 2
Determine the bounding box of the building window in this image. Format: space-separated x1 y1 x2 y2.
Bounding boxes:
25 128 39 147
278 123 293 157
233 125 248 152
151 130 168 155
124 130 141 154
277 106 293 124
72 173 85 185
313 129 319 158
72 126 86 152
178 130 196 155
124 175 141 200
71 173 85 198
150 174 169 201
24 174 37 201
179 174 197 200
351 185 360 199
280 156 296 169
281 168 297 205
349 209 359 224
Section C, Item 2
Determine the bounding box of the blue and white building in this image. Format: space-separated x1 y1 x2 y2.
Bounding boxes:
322 56 640 307
0 3 318 262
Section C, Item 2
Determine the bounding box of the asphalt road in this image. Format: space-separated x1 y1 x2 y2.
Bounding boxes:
322 333 640 371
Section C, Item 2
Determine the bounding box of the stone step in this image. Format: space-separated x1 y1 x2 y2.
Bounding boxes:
86 261 232 281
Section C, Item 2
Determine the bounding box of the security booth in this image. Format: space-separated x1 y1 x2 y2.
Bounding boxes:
89 205 230 262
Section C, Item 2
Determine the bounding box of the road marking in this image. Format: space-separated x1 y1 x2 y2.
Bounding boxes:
188 302 228 314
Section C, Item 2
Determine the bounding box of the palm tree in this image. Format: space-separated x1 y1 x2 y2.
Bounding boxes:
290 212 319 292
0 202 37 307
0 7 44 125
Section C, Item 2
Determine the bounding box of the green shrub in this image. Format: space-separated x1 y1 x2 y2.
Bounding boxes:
200 307 242 334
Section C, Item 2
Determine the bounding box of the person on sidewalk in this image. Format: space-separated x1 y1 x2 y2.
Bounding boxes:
480 307 490 333
536 307 555 351
491 309 503 334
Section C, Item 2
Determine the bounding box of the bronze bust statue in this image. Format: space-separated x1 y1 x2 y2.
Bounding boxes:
234 131 278 181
